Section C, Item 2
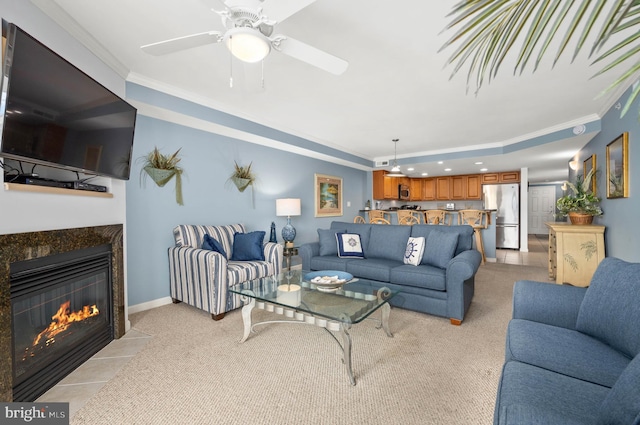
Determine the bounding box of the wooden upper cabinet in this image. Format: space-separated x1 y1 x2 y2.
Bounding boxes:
409 178 423 201
482 171 520 184
466 174 482 199
373 170 386 200
451 176 466 200
436 177 451 200
423 178 436 200
373 170 401 200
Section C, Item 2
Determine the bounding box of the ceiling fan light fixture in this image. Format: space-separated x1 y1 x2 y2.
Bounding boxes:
224 27 270 63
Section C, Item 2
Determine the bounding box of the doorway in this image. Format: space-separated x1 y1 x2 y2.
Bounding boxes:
528 185 556 234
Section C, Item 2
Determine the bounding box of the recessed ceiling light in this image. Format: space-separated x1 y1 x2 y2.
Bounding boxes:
444 168 452 172
407 168 414 171
480 168 488 172
421 172 428 176
474 161 483 165
437 161 444 164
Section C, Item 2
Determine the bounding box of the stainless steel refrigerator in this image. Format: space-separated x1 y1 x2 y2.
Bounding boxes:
483 183 520 249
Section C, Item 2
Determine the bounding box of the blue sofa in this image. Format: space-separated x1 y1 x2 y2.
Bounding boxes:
494 257 640 424
299 221 482 325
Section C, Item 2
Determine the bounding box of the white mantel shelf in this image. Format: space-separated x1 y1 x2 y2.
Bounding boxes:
4 182 113 198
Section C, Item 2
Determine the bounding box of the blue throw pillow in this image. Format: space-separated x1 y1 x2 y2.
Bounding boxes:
336 233 364 258
318 228 346 256
231 231 265 261
202 234 227 258
422 229 459 268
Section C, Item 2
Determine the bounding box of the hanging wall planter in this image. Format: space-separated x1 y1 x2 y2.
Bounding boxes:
140 147 184 206
228 161 256 192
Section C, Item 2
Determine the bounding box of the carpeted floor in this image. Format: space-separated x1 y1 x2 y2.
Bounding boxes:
71 263 550 425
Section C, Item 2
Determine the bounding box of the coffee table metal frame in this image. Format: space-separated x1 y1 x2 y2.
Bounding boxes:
230 273 396 385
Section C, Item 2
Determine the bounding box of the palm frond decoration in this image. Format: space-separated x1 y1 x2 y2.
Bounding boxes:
440 0 640 117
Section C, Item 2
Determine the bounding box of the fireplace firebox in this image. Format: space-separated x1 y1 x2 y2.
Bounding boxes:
10 245 114 401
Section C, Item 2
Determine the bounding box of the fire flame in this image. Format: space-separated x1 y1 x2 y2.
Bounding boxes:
32 300 99 347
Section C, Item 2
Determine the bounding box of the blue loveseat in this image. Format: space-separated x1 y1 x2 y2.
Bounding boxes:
494 257 640 424
299 221 482 325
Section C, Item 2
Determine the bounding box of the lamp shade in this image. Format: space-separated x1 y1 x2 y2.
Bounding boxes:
276 198 301 217
224 27 271 63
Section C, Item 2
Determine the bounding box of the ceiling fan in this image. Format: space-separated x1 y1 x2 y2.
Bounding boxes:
141 0 348 75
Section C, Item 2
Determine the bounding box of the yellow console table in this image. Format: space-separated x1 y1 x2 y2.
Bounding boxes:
545 222 605 287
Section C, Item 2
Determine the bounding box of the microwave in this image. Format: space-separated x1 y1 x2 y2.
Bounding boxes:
398 184 410 200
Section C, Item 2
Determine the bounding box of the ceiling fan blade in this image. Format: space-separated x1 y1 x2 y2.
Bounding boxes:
141 31 223 56
274 36 348 75
199 0 229 12
261 0 318 22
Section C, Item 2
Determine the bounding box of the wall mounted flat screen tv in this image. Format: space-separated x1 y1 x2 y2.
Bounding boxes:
0 21 136 180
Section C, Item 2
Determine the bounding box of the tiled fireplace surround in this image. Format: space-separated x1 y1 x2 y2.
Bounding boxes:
0 224 126 402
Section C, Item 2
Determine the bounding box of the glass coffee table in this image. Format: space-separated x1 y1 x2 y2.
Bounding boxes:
229 269 397 385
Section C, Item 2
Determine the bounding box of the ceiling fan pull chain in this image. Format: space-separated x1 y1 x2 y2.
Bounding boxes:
261 60 265 89
229 35 234 88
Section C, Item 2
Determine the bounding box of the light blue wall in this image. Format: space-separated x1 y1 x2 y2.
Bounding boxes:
570 87 640 261
126 112 367 306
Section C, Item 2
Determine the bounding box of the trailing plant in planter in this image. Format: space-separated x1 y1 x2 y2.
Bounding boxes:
229 161 256 193
140 147 184 205
556 168 602 224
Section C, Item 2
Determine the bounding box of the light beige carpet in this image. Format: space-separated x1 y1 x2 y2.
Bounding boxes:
71 263 550 425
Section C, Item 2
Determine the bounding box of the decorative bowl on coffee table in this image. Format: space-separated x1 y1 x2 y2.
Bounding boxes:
303 270 353 292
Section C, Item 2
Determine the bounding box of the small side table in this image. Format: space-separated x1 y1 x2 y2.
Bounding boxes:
282 245 299 271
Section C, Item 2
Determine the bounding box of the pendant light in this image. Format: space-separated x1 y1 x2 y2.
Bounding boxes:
387 138 405 177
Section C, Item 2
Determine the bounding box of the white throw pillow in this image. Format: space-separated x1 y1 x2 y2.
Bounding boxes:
336 233 365 258
404 237 425 266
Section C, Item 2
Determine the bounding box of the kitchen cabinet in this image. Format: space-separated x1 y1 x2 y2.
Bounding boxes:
436 177 451 200
545 222 605 287
373 170 400 200
451 176 466 199
482 171 520 184
409 178 423 201
466 175 482 199
423 178 436 200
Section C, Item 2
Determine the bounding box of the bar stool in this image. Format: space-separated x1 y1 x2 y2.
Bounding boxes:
368 210 391 223
353 215 366 223
370 217 391 225
425 210 450 225
458 209 488 264
397 210 420 225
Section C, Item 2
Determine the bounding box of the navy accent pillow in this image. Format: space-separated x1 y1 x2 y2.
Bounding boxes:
202 234 227 258
318 228 346 256
423 229 459 268
336 233 365 258
231 231 265 261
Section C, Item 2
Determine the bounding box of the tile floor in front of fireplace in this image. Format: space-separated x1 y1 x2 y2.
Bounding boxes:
36 329 151 419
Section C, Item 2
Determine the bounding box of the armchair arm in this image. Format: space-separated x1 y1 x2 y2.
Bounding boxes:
299 242 320 271
263 242 283 275
168 246 229 316
512 280 587 329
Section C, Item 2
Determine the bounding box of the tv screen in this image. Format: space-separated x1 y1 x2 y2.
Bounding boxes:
0 22 136 180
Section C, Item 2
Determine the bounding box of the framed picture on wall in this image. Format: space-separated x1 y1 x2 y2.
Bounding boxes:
583 154 596 195
606 133 629 199
314 174 343 217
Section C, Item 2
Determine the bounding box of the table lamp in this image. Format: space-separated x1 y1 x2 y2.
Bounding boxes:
276 198 301 248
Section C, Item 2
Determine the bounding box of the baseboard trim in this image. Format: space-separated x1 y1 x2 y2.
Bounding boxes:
128 296 173 315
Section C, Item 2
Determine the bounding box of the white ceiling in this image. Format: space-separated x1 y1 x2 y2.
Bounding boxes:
31 0 634 183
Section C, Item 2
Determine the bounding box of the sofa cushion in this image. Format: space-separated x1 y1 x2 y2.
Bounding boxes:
227 260 274 286
506 319 630 388
318 228 346 256
336 233 365 258
202 234 227 258
495 361 608 425
345 258 401 282
390 264 446 291
366 225 412 262
423 229 458 268
404 237 425 266
231 231 265 261
411 224 473 255
576 257 640 358
597 354 640 425
309 256 351 271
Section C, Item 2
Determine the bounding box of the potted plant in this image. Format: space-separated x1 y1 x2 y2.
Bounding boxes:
229 161 255 193
140 147 184 205
556 168 602 225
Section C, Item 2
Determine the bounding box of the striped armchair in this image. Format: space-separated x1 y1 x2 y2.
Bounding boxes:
168 224 283 320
